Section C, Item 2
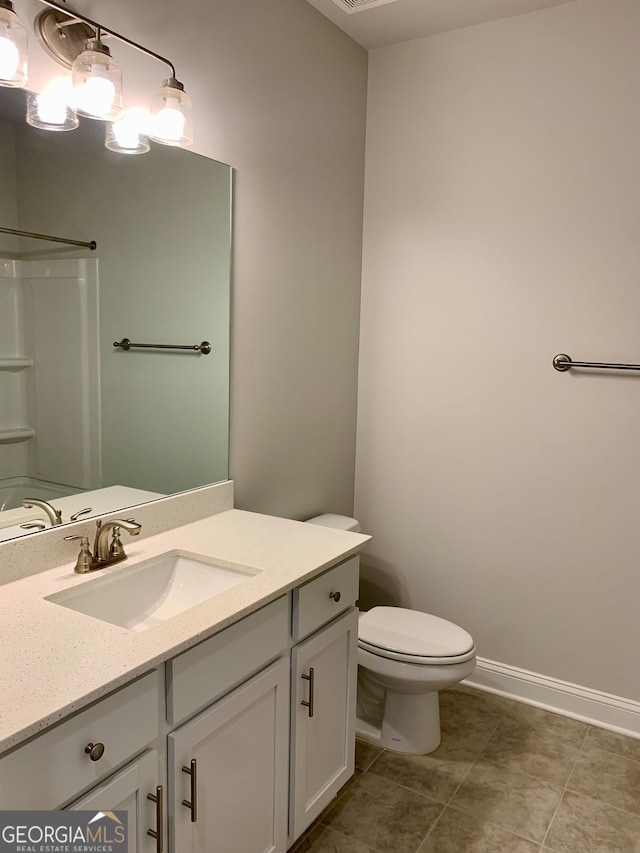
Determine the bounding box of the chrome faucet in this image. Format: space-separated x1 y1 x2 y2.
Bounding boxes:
22 498 62 527
65 518 142 573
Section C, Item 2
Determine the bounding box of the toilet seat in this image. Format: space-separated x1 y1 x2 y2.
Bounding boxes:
359 607 475 666
358 638 476 665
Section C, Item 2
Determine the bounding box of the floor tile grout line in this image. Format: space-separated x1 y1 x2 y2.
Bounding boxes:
560 783 640 820
365 763 455 807
579 724 593 756
434 698 581 848
412 698 514 853
331 695 640 853
498 705 591 749
442 797 543 846
538 725 590 850
343 692 602 852
362 747 384 773
579 725 640 765
460 733 585 792
351 728 490 853
564 726 640 820
439 696 512 802
412 804 448 853
444 802 553 849
352 741 485 849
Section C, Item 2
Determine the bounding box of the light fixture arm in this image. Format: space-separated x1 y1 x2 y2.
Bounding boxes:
37 0 178 80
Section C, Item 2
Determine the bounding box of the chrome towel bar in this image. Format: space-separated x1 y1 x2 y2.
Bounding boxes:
0 226 96 250
114 338 211 355
553 353 640 372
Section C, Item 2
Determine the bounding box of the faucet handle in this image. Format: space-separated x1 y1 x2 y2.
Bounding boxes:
64 535 94 574
109 526 125 559
70 507 93 522
20 521 47 531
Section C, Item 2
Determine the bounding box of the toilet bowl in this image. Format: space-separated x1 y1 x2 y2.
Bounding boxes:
306 514 476 755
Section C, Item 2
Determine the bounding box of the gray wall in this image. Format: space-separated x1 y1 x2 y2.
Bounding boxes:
22 0 368 519
357 0 640 701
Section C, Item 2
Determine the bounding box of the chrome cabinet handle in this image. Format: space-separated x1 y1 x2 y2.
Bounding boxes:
182 759 197 822
329 590 341 602
84 742 105 761
147 785 163 853
301 667 315 718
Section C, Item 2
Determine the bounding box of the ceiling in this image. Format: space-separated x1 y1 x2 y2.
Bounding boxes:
305 0 576 50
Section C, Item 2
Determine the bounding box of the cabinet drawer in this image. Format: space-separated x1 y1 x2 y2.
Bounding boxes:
0 671 159 810
166 595 289 726
292 557 359 642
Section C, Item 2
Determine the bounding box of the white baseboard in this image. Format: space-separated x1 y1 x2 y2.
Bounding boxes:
464 657 640 739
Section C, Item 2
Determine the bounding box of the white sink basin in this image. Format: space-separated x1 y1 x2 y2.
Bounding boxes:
46 550 257 631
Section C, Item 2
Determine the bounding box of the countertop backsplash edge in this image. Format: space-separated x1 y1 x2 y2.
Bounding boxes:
0 480 234 586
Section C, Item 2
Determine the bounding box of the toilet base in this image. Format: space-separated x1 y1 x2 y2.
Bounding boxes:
356 689 441 754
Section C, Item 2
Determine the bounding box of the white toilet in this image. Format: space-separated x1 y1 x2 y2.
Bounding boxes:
306 514 476 754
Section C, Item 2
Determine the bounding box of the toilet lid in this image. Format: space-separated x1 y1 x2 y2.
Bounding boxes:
359 607 474 659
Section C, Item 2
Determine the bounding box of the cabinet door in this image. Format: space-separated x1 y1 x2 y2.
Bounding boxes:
169 657 289 853
68 750 161 853
290 608 358 841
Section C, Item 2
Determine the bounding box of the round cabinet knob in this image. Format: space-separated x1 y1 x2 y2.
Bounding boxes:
85 742 105 761
329 591 341 603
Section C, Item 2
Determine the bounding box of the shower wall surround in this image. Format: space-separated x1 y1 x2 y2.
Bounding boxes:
0 260 30 481
0 257 99 504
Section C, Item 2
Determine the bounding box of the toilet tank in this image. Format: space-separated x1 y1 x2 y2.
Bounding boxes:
305 514 361 533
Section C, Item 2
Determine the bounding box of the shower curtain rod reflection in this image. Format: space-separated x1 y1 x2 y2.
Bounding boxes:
553 353 640 372
0 226 96 250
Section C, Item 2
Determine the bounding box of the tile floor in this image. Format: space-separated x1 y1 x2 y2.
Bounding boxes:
290 685 640 853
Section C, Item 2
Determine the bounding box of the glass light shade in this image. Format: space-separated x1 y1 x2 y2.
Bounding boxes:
26 79 78 131
0 4 27 88
106 107 150 155
149 80 193 147
72 43 122 120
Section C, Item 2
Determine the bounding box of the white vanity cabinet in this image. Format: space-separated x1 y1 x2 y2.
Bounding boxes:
168 658 290 853
289 610 358 841
164 557 360 852
68 750 161 853
0 671 160 811
289 557 359 842
0 555 361 853
165 595 291 853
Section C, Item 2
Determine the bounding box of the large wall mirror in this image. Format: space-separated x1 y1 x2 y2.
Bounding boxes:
0 87 231 542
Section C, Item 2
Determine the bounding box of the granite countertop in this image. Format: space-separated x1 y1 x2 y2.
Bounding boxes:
0 509 370 754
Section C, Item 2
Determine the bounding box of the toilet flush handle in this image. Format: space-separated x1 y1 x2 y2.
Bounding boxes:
329 590 341 603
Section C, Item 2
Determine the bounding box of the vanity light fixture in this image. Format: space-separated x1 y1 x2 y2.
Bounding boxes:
105 106 150 155
7 0 193 148
149 78 192 147
26 76 77 130
71 29 123 121
0 0 28 87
